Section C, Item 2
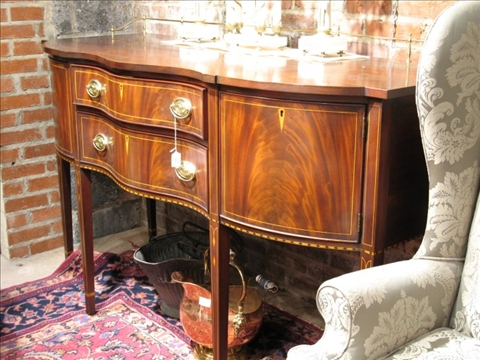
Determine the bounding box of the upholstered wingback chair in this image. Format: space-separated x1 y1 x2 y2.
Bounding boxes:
287 2 480 359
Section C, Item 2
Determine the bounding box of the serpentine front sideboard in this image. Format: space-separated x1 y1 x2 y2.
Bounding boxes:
43 34 428 359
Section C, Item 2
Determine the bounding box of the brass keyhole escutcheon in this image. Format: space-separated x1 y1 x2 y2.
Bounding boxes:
93 134 109 152
170 98 192 120
86 79 106 99
278 108 286 132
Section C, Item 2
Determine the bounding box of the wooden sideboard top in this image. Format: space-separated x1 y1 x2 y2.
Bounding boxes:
43 33 417 100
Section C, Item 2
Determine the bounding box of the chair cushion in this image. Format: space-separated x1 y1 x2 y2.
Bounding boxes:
383 327 480 359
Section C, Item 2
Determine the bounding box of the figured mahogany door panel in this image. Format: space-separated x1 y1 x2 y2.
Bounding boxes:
220 93 365 242
50 60 75 157
72 65 207 139
78 112 208 210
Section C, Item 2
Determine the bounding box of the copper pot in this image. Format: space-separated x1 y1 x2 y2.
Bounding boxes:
171 250 263 360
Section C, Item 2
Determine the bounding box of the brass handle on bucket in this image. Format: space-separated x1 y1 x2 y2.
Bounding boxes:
93 134 109 152
86 79 106 98
203 249 247 336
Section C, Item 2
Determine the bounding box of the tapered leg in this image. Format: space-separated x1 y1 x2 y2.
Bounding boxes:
211 222 230 360
146 198 157 241
57 155 73 258
75 166 96 315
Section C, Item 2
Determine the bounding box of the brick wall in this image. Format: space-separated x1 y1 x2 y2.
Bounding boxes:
0 2 61 258
0 0 458 262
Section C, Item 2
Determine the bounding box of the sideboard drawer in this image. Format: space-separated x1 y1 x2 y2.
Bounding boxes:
78 112 208 210
73 65 207 139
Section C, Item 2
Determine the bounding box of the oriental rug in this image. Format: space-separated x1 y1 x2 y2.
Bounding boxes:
0 250 322 359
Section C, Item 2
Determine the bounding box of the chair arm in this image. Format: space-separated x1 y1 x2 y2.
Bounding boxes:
287 259 463 360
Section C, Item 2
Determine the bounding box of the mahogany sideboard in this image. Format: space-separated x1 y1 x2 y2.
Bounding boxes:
43 34 428 359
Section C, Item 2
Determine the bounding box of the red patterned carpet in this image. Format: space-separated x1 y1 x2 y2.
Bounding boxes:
0 250 322 359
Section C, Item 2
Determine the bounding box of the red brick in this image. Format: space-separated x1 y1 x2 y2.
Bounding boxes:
8 224 50 245
6 212 27 228
46 124 56 138
366 1 392 16
4 193 49 213
46 159 58 172
0 77 15 93
0 58 38 75
37 23 44 37
0 8 8 22
0 24 35 39
0 127 43 146
20 74 49 90
0 41 10 57
289 0 316 10
24 142 56 159
14 40 43 56
366 19 390 38
28 174 59 192
31 235 63 255
43 90 52 105
0 147 20 164
8 246 30 259
400 1 456 18
50 190 60 204
40 57 48 71
31 205 62 223
0 113 17 131
2 181 24 197
0 93 41 110
395 21 428 41
10 6 44 21
283 13 316 32
344 0 367 15
1 163 46 181
23 107 53 124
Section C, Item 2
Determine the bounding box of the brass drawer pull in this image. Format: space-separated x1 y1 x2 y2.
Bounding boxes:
175 160 196 182
93 134 109 152
86 79 106 99
170 98 192 120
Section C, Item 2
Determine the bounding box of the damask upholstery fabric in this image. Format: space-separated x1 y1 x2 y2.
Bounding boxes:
384 196 480 359
383 327 480 359
450 194 480 340
413 1 480 261
287 2 480 359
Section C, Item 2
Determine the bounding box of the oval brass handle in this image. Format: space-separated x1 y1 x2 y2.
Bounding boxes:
93 134 109 152
86 79 106 98
174 160 196 182
170 98 192 120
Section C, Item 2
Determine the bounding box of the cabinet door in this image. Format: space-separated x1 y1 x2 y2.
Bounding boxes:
220 93 365 243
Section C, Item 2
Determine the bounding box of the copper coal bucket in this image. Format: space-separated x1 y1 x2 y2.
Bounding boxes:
171 250 263 360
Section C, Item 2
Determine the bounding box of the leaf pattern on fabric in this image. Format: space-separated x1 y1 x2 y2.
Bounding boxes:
418 20 480 166
390 328 480 360
446 21 480 106
452 196 480 340
365 295 436 359
425 165 480 256
410 261 458 315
